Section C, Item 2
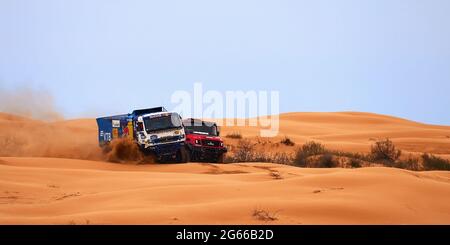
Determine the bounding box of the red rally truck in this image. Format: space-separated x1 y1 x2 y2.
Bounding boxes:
183 118 227 163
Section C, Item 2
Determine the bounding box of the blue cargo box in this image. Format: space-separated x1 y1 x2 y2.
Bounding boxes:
96 114 132 146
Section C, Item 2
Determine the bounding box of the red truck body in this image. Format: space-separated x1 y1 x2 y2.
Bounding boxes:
183 118 227 163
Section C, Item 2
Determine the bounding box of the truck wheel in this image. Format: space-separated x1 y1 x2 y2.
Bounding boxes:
177 147 190 163
216 153 225 163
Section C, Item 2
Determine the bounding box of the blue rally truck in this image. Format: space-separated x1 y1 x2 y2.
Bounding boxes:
96 107 189 162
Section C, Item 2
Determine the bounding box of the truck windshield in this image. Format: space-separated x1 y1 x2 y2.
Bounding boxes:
143 114 182 133
184 124 218 136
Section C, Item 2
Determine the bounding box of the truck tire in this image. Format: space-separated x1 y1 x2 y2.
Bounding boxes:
177 147 190 163
216 153 225 163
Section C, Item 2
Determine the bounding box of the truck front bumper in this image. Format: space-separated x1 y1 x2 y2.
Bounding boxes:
188 145 227 157
146 141 185 157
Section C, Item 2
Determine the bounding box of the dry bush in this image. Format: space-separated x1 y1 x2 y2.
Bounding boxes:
293 141 326 167
349 158 362 168
252 152 293 165
270 152 293 165
225 132 243 139
394 156 420 171
316 153 337 168
421 153 450 171
252 208 278 221
231 139 255 162
280 136 295 146
370 138 401 164
331 150 370 162
269 171 283 180
225 139 293 164
305 153 339 168
251 151 271 162
224 138 450 172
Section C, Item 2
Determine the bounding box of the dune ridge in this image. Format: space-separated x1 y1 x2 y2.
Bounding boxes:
219 112 450 156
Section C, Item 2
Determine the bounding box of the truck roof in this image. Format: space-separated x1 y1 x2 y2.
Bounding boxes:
131 107 167 117
182 118 216 127
96 114 129 121
96 107 169 121
138 111 178 119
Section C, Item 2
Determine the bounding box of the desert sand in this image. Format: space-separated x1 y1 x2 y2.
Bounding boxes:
1 112 450 224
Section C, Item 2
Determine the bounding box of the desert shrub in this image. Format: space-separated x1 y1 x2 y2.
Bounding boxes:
271 152 293 165
316 153 337 168
225 132 243 139
230 139 255 162
293 141 326 167
331 150 370 162
252 151 271 162
224 137 449 172
422 153 450 171
280 136 295 146
349 158 362 168
370 138 401 164
226 140 293 164
252 208 278 221
394 156 420 171
269 170 283 179
254 152 293 165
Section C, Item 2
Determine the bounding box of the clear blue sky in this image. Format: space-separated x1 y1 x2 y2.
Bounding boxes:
1 0 449 124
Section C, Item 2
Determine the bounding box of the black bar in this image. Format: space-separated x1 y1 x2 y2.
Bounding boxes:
0 225 448 243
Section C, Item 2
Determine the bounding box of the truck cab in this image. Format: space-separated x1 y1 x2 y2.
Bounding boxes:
183 118 227 163
135 111 186 157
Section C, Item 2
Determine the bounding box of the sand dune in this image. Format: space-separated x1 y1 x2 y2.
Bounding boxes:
0 157 449 224
1 111 450 224
220 112 450 156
